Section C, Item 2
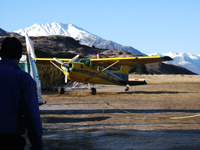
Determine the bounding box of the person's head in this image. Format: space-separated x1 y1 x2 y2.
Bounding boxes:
0 37 22 63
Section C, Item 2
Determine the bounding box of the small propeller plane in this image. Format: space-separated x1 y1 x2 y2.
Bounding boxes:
36 54 173 95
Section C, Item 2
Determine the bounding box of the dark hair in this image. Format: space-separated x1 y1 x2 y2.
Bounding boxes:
0 37 22 59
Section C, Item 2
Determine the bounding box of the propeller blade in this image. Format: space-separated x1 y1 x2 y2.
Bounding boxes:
53 57 64 65
53 55 78 83
65 69 68 83
68 54 79 64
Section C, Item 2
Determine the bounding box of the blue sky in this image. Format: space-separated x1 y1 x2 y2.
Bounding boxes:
1 0 200 55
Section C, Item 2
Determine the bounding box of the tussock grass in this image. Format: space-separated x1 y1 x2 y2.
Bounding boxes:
37 64 64 90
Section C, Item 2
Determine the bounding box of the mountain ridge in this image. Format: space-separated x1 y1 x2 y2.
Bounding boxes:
0 35 196 75
0 23 199 74
149 52 200 75
14 22 145 55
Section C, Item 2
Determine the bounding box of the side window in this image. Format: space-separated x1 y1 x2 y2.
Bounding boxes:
84 60 90 67
92 63 99 71
80 59 91 67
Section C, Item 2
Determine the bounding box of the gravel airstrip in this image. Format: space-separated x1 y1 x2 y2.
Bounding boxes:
25 75 200 150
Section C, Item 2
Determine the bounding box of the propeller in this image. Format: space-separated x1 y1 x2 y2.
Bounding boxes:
69 54 79 64
53 55 79 83
65 69 68 83
53 57 64 65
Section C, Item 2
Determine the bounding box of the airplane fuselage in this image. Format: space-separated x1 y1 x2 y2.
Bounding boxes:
66 62 125 86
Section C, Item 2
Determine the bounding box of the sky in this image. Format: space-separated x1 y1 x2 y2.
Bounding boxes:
1 0 200 55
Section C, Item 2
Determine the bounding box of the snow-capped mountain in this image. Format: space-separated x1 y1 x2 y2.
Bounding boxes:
149 52 200 75
13 22 199 74
14 22 144 55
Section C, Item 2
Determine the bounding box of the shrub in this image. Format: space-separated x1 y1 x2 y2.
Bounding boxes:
37 64 65 90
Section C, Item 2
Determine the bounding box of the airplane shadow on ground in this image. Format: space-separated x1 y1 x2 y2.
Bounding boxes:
42 116 110 123
40 128 200 150
40 109 200 115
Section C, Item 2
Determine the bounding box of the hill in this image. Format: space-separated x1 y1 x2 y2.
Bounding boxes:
0 28 20 36
146 63 196 75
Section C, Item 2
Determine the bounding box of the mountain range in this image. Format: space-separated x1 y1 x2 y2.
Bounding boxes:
14 22 144 55
149 52 200 75
0 22 199 74
0 33 196 75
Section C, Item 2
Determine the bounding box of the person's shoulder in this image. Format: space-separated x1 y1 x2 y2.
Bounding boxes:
18 69 33 81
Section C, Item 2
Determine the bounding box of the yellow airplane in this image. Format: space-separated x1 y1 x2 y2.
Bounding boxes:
36 55 173 95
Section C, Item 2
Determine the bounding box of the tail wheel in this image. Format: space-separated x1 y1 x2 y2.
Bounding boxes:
58 87 65 94
90 88 96 95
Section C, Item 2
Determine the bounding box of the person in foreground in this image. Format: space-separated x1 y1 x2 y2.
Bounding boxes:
0 37 43 150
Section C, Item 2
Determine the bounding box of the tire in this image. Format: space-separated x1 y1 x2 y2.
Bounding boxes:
58 87 65 94
125 87 129 91
90 88 96 95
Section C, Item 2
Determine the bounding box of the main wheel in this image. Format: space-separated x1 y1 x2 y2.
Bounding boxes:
58 87 65 94
125 87 129 91
90 88 96 95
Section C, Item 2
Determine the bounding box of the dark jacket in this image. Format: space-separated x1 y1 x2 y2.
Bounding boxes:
0 58 43 150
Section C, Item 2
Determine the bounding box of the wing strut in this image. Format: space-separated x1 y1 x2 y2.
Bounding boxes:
50 61 63 72
63 80 73 89
87 61 119 82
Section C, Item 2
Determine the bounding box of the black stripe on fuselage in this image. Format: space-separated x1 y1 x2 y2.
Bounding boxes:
71 68 126 85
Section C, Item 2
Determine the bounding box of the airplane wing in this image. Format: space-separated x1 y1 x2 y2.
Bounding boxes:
91 56 173 66
35 58 71 64
36 56 172 66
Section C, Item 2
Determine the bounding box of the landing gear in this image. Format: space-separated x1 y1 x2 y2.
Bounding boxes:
58 87 65 94
58 80 73 94
58 82 97 95
125 86 129 91
90 88 96 95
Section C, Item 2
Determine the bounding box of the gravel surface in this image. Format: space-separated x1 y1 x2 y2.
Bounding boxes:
25 75 200 150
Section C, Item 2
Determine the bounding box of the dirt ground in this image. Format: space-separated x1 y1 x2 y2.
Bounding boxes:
25 75 200 150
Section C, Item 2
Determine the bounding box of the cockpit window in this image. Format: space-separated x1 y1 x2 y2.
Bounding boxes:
74 59 81 62
75 58 91 67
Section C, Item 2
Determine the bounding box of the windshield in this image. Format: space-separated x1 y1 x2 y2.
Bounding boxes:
75 58 91 67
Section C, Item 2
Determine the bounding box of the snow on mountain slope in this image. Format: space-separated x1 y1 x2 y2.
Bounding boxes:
14 22 144 55
149 52 200 75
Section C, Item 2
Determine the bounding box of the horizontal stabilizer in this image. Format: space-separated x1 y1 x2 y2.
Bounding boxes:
126 79 147 86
